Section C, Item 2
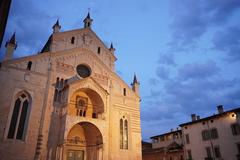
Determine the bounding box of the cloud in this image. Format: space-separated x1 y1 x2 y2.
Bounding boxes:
142 60 240 138
168 0 240 47
148 78 159 86
156 66 169 80
158 53 176 66
203 0 240 25
178 61 220 80
212 26 240 62
165 77 240 113
141 99 182 122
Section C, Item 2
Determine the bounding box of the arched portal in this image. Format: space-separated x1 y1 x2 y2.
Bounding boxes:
69 88 104 119
65 122 103 160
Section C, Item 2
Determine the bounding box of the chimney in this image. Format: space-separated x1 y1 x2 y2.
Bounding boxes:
197 115 200 120
191 114 196 122
217 105 224 114
171 128 174 132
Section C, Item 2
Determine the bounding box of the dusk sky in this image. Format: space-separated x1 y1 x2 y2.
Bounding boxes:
1 0 240 140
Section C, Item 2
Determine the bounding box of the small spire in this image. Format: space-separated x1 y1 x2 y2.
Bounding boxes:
109 42 115 52
5 32 17 47
86 12 91 19
9 32 16 44
131 73 140 94
83 12 93 28
133 73 139 84
52 19 61 33
110 43 113 49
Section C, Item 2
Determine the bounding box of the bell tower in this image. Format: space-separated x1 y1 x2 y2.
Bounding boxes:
83 12 93 29
52 19 61 33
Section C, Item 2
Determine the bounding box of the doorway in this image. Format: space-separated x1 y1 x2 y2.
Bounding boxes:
66 122 103 160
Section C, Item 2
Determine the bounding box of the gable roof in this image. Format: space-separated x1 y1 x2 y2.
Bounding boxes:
40 27 117 61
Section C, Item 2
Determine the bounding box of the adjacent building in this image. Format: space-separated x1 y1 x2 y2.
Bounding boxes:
0 13 142 160
180 106 240 160
142 129 184 160
144 106 240 160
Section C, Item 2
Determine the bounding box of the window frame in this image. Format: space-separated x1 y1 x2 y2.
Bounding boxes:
205 146 212 158
185 134 190 144
5 91 31 141
120 116 129 150
123 88 126 96
214 146 221 158
27 61 32 70
187 150 192 160
71 36 75 44
97 47 101 54
202 128 218 141
210 128 218 139
231 123 240 136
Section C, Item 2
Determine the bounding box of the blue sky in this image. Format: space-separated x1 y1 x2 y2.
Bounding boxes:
1 0 240 140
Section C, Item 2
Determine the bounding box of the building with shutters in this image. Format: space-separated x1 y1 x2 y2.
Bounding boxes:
180 106 240 160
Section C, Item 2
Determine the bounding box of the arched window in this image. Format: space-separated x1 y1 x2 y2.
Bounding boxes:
120 117 128 149
123 88 126 96
7 92 31 140
120 119 123 149
71 37 75 44
97 47 101 54
124 120 128 149
27 61 32 70
75 96 87 117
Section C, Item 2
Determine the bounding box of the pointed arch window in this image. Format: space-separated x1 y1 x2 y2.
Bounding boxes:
120 117 128 149
7 92 31 140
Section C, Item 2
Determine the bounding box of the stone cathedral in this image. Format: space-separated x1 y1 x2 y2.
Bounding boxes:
0 13 142 160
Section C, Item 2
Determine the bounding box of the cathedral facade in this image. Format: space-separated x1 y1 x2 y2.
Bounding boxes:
0 13 142 160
